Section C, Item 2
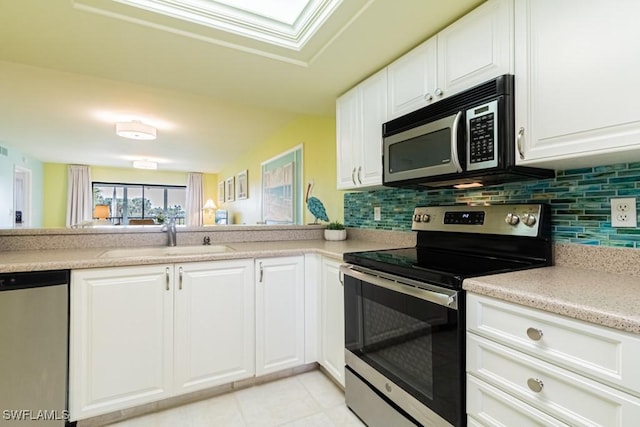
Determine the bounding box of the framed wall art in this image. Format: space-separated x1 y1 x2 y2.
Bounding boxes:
225 177 235 202
236 170 248 200
217 181 225 205
261 145 302 224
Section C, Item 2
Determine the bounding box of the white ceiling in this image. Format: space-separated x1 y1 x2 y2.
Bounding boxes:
0 0 483 173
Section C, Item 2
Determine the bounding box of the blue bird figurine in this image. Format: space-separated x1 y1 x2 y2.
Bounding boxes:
306 181 329 224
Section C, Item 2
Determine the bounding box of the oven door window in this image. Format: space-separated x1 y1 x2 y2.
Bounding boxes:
345 276 462 426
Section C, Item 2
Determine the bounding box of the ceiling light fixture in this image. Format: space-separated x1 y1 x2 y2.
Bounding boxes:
132 160 158 170
116 120 157 140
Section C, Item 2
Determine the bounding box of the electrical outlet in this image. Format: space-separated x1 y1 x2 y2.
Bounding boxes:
611 197 637 227
374 206 381 221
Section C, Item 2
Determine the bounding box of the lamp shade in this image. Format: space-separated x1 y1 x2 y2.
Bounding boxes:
93 205 110 220
115 121 157 140
203 199 217 210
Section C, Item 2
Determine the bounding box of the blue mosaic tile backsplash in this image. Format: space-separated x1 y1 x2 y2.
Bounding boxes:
344 162 640 248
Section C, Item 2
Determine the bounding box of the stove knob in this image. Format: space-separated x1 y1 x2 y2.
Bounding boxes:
420 214 431 223
522 213 537 226
505 212 520 225
413 214 421 222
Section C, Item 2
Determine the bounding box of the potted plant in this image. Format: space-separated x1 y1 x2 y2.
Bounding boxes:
324 221 347 241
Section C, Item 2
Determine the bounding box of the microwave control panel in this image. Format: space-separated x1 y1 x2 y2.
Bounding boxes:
466 100 499 171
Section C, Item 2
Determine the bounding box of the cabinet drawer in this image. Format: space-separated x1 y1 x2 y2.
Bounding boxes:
467 294 640 394
467 375 569 427
467 334 640 426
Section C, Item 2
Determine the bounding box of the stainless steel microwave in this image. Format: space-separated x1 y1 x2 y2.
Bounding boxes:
382 75 554 188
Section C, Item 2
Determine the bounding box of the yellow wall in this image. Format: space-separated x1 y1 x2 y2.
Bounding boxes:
42 163 67 228
42 115 338 227
42 164 218 227
217 115 342 225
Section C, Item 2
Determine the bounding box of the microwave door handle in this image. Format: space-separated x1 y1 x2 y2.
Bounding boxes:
451 111 463 173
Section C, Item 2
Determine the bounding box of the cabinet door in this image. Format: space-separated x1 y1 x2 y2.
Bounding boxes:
387 37 437 119
467 375 569 427
174 260 255 394
336 87 360 190
255 256 305 376
320 257 345 387
437 0 513 98
359 69 387 188
69 265 174 420
468 334 640 426
515 0 640 167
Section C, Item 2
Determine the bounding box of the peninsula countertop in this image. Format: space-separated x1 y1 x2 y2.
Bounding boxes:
0 239 410 273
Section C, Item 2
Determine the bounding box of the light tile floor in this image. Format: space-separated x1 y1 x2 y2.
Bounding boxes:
107 370 365 427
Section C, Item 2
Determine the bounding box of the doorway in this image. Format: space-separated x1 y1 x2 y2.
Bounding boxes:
14 166 31 227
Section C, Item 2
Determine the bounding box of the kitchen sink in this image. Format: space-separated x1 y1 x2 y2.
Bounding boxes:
100 245 233 258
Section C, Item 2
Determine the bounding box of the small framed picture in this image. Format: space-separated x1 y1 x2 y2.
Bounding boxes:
237 170 248 200
217 181 225 205
225 177 235 202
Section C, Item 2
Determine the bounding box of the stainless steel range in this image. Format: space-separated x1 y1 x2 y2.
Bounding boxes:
341 204 552 427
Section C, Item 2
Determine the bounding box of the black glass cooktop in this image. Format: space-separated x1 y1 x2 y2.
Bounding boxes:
343 247 547 290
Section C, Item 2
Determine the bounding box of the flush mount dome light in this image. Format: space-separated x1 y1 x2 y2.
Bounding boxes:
132 160 158 169
116 120 157 140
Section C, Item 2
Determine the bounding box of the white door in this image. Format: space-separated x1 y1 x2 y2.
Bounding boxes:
359 68 387 188
174 260 255 394
336 87 360 190
69 265 174 420
515 0 640 167
13 166 31 227
437 0 513 98
387 38 437 119
320 257 345 387
255 256 305 376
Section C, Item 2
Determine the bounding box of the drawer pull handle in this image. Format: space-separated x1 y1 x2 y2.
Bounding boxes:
527 378 544 393
526 327 543 341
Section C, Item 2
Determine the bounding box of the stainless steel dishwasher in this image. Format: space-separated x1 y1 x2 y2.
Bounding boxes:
0 270 71 426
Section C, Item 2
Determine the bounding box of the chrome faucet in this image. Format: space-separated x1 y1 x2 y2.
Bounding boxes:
161 217 177 246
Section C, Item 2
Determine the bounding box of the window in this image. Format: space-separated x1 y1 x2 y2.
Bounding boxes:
93 183 186 225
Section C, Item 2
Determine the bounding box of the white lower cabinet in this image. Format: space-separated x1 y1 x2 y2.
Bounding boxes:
319 257 345 387
70 260 255 420
467 293 640 426
174 260 255 394
255 256 305 376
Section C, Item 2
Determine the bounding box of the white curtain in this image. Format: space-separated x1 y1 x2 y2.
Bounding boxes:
185 172 204 226
66 165 92 227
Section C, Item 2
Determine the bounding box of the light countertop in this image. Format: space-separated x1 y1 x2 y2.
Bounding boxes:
0 239 410 273
464 266 640 335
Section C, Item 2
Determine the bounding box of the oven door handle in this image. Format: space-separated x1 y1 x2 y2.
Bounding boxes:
340 265 458 310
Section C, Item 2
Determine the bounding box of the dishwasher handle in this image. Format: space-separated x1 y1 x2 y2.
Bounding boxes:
0 270 69 291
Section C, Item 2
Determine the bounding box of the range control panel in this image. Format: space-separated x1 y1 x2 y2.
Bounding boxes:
412 204 545 237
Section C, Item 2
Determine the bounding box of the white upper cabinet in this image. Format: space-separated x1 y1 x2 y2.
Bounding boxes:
336 68 387 190
515 0 640 168
387 38 437 119
387 0 513 120
437 0 513 97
